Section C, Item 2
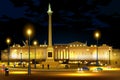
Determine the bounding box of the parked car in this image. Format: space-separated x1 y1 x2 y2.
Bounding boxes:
94 67 103 71
78 66 90 71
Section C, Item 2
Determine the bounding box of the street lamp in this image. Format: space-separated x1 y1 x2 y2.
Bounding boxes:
27 28 32 75
109 48 111 65
33 40 37 69
94 31 100 66
20 53 22 67
6 38 11 66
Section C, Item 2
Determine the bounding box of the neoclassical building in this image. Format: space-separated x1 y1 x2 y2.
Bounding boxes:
1 41 115 64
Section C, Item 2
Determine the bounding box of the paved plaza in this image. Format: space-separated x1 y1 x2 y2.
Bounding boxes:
1 67 120 80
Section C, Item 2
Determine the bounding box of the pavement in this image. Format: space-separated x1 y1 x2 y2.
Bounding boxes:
1 69 120 80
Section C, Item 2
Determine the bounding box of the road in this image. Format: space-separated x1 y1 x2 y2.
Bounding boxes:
0 68 120 80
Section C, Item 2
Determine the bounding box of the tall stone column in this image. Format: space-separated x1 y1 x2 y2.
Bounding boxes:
46 3 54 61
41 3 59 69
47 4 53 47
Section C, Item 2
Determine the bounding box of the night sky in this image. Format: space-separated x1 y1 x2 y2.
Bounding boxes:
0 0 120 50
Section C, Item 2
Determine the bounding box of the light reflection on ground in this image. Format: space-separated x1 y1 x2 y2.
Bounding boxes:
10 71 27 74
57 72 99 77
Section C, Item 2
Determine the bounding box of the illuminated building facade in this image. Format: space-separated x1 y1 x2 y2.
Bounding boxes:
1 41 115 64
54 42 111 61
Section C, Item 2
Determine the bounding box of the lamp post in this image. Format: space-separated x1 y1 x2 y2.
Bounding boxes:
20 53 22 67
94 31 100 66
109 48 111 65
27 29 32 75
6 38 11 66
33 40 37 69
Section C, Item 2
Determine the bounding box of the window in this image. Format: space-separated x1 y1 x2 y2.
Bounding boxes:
48 52 52 57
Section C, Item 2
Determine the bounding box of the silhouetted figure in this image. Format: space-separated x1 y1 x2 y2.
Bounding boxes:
4 67 9 76
13 63 16 68
65 64 69 69
23 63 25 67
78 62 80 68
2 64 5 69
47 64 49 69
42 64 44 69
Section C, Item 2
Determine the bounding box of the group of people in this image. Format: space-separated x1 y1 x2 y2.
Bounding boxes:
13 63 25 68
42 64 50 69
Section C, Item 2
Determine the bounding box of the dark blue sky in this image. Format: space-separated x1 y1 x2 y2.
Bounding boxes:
0 0 120 50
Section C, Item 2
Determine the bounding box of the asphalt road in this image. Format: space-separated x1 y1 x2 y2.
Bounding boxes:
0 69 120 80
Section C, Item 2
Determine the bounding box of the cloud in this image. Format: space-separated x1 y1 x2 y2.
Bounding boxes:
0 0 28 19
32 0 40 6
97 0 120 15
92 18 110 27
59 10 74 17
